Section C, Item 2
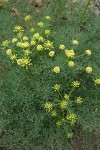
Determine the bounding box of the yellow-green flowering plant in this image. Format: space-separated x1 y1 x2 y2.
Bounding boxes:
1 15 100 141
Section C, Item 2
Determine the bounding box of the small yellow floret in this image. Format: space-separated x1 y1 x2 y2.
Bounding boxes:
45 16 51 20
68 61 75 67
6 49 12 56
1 40 10 47
12 38 18 43
53 66 60 73
23 36 28 41
51 110 57 117
64 94 69 100
37 22 44 27
30 40 36 45
85 50 91 55
30 27 35 32
75 97 83 104
65 50 75 58
67 113 77 125
86 67 92 73
45 30 51 35
49 51 55 57
24 15 31 21
22 42 30 48
60 101 68 109
37 45 43 51
94 78 100 85
59 45 65 50
44 102 53 112
71 81 80 88
53 84 60 91
10 54 16 61
13 25 24 32
67 133 73 139
72 40 78 45
33 33 40 39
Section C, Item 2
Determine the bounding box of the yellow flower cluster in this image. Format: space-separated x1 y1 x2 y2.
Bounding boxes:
53 66 60 73
53 84 60 91
68 61 75 67
44 40 54 50
86 67 92 73
37 22 44 27
60 100 68 109
13 25 24 32
24 15 31 21
45 16 51 20
72 40 78 45
59 45 65 50
65 50 75 58
1 40 10 47
44 102 53 112
67 133 73 139
94 78 100 85
67 113 77 125
49 51 55 57
71 81 80 88
75 97 83 104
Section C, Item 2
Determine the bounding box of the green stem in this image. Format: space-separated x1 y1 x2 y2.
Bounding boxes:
69 87 75 97
80 0 91 23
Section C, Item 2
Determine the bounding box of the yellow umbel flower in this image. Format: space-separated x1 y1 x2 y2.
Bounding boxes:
67 133 73 139
56 121 62 127
53 66 60 73
30 27 35 32
12 38 18 43
67 113 77 125
17 42 23 47
37 22 44 27
38 36 45 42
13 25 24 32
60 101 68 109
64 94 69 100
49 51 55 57
94 78 100 85
37 45 43 51
51 110 57 117
10 54 16 61
30 40 36 45
44 40 54 50
68 61 75 67
17 59 23 65
1 40 10 47
71 81 80 87
75 97 83 104
17 58 31 67
59 45 65 50
72 40 78 45
85 50 91 55
86 67 92 73
45 30 51 35
44 102 53 112
24 15 31 21
6 49 12 56
24 50 32 56
45 16 51 20
53 84 60 91
23 36 28 41
33 33 40 39
22 42 30 48
17 32 23 39
65 50 75 58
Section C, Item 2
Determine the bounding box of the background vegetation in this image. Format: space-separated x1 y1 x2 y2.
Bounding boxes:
0 0 100 150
